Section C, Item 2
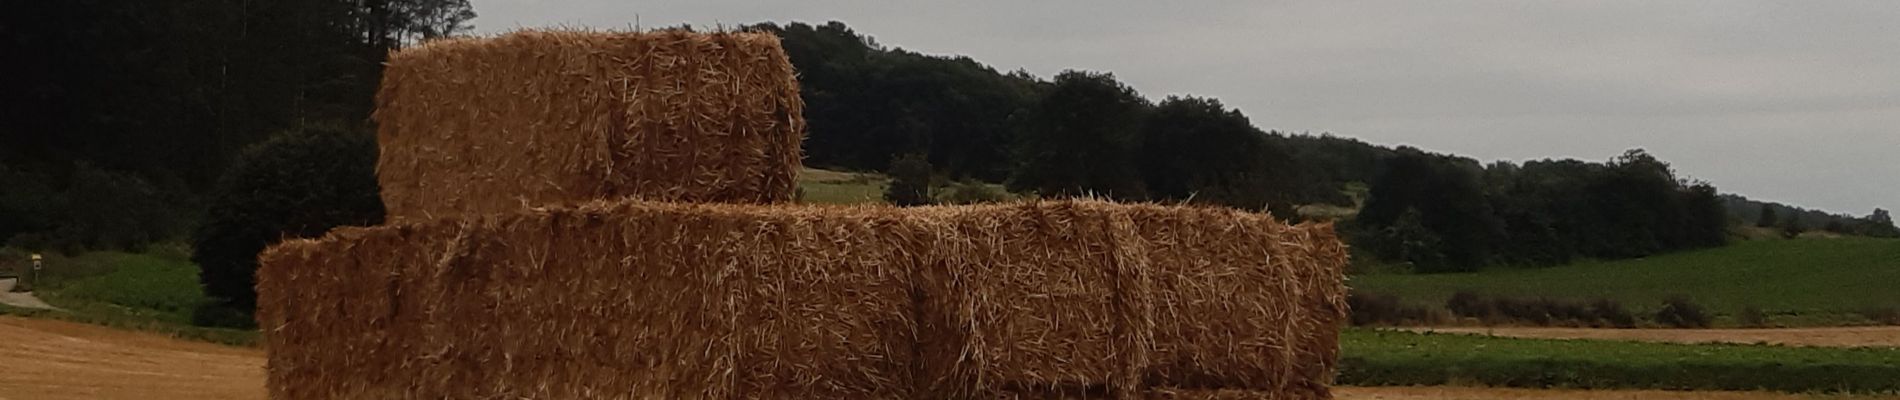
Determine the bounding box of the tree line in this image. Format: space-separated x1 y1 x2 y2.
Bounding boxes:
2 0 469 325
0 0 472 253
1727 196 1898 238
758 21 1896 272
3 14 1897 324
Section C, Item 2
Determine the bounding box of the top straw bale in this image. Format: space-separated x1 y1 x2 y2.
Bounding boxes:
374 29 805 222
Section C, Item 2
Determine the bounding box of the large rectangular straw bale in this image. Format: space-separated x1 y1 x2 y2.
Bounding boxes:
258 202 917 399
1131 206 1350 398
256 200 1349 399
373 29 804 222
914 202 1152 399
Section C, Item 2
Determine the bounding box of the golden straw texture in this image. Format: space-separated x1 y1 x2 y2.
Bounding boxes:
373 29 804 222
256 200 1348 399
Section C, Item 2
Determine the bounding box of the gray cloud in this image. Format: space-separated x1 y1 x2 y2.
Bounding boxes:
470 0 1899 214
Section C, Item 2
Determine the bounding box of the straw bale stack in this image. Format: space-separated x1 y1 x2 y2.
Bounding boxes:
256 200 1348 399
373 30 804 222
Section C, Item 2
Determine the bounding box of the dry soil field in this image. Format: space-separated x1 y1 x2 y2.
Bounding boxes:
0 315 1892 400
0 316 263 400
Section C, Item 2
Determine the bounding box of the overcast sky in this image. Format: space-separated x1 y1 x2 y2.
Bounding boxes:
470 1 1898 215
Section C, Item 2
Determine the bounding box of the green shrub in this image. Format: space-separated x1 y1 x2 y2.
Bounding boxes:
936 180 1013 205
0 164 62 245
192 127 384 327
883 154 932 206
62 163 195 252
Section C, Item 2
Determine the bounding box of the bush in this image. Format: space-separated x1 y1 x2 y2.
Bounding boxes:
1349 291 1445 326
1739 305 1769 328
0 164 62 244
4 163 194 254
1588 298 1636 328
883 153 932 206
192 127 384 327
1446 291 1634 327
1655 295 1712 328
1445 290 1493 321
936 180 1013 205
1861 307 1900 326
1492 297 1553 325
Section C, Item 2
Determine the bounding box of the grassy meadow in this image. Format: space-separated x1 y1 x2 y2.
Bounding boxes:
0 249 256 345
796 167 890 204
1351 238 1900 326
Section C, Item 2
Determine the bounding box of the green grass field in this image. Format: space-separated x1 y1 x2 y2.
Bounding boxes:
1351 238 1900 324
1342 329 1900 393
1 248 256 346
797 167 890 204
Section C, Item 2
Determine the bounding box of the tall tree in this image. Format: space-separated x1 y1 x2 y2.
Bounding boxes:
1757 205 1780 228
1357 148 1503 271
1138 96 1297 213
760 22 1039 181
193 127 384 326
0 0 472 248
1008 70 1150 200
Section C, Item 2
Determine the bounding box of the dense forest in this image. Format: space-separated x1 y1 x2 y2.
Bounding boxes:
2 11 1894 282
0 0 472 249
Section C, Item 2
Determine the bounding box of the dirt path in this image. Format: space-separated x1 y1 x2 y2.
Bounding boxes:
1401 326 1900 347
0 278 59 310
1337 386 1896 399
0 316 263 400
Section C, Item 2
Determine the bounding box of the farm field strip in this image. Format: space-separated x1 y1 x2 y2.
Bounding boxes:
1398 326 1900 348
8 314 1900 399
1351 238 1900 319
1342 329 1900 393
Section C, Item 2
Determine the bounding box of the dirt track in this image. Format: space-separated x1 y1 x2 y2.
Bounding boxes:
1401 326 1900 347
0 315 1892 400
0 316 263 400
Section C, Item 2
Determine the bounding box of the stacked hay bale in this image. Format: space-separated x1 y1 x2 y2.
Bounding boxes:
257 28 1350 400
374 29 804 222
258 201 1348 399
258 202 923 398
